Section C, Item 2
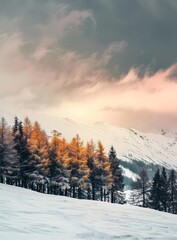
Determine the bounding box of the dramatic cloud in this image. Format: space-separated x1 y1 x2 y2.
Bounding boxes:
0 0 177 131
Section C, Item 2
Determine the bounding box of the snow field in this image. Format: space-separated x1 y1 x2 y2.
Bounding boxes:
0 184 177 240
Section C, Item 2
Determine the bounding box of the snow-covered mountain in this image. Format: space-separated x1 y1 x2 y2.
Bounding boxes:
41 117 177 182
1 110 177 180
45 118 177 169
35 114 177 172
0 183 177 240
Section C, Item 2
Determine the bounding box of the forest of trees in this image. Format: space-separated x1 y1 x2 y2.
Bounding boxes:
0 116 177 215
0 116 125 204
131 167 177 214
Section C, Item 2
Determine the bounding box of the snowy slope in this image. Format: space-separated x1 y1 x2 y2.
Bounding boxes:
0 184 177 240
1 110 177 171
37 115 177 170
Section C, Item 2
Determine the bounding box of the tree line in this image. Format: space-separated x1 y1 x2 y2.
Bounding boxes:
0 116 125 204
131 167 177 214
0 116 177 215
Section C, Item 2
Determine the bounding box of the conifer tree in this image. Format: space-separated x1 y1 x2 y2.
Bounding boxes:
48 130 69 195
160 167 170 212
77 140 89 199
23 117 32 142
94 141 112 201
168 169 177 214
0 117 19 184
62 136 93 199
27 121 49 190
109 146 125 204
86 140 96 200
48 132 59 177
149 169 162 211
64 135 82 198
12 117 30 186
0 117 6 183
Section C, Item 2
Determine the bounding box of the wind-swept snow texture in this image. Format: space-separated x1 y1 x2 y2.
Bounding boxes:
0 184 177 240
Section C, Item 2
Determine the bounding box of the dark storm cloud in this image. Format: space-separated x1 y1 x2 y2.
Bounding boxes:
66 0 177 77
56 0 177 77
0 0 177 77
1 0 177 131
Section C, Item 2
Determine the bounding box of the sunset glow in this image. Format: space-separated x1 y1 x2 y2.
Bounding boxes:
0 1 177 131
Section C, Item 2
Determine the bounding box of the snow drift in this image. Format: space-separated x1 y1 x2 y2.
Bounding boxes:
0 183 177 240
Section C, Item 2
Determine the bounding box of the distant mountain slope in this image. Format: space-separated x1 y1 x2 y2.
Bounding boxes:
1 183 177 240
38 115 177 171
1 110 177 181
41 117 177 182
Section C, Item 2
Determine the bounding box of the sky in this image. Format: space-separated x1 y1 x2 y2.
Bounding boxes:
1 0 177 132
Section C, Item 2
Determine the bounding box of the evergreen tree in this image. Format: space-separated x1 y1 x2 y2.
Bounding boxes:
77 140 90 199
12 117 30 186
109 146 125 204
168 169 177 214
160 167 170 212
149 169 162 211
48 131 59 180
0 117 6 182
0 117 19 184
86 140 97 200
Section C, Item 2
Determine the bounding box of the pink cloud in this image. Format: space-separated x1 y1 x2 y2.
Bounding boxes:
0 30 177 131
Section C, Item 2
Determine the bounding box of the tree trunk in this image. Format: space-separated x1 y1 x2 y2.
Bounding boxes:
73 185 76 198
111 187 114 203
87 188 91 200
92 183 95 200
101 187 103 201
104 189 106 202
78 187 81 199
65 188 68 197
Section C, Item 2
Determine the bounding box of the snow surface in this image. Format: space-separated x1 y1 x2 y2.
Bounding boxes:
0 184 177 240
121 167 138 182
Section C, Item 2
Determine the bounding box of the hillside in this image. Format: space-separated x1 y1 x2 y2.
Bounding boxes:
1 110 177 180
43 118 177 169
33 116 177 183
0 183 177 240
26 114 177 169
27 114 177 178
